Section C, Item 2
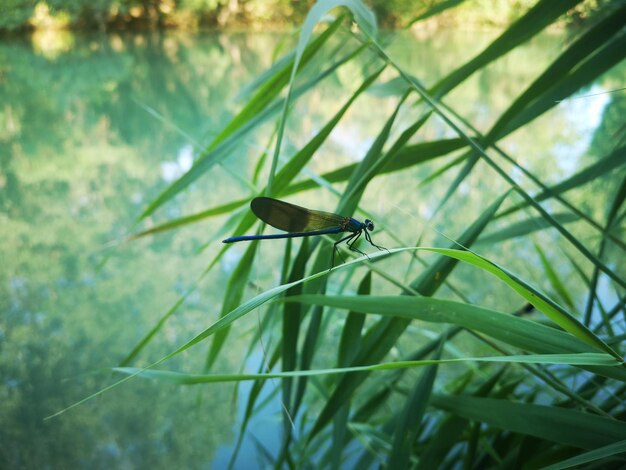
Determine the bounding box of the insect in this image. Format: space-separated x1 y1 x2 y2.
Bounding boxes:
222 197 386 267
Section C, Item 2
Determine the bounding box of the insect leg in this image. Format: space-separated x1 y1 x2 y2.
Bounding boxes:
347 230 369 260
332 233 355 268
365 230 388 252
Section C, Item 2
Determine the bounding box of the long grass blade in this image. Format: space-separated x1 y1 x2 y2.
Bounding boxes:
114 353 619 384
284 294 622 370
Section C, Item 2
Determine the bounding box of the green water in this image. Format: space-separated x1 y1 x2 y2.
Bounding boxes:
1 29 623 468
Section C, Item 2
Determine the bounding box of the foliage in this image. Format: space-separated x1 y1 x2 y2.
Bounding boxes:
67 0 626 467
0 0 612 32
0 0 37 31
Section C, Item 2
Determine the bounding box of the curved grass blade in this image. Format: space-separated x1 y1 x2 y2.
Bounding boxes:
425 248 622 359
407 0 466 27
54 234 624 419
284 294 624 374
114 353 619 384
305 247 623 361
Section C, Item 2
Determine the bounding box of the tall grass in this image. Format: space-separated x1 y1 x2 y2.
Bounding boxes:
71 0 626 467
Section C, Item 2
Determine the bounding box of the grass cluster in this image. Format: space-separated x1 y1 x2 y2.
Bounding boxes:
58 0 626 467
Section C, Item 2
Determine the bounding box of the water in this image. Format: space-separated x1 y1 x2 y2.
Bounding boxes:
1 29 623 468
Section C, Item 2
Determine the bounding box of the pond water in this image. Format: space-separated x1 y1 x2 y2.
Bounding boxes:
1 27 623 468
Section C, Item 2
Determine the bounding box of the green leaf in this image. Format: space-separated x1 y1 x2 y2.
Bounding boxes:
407 0 466 27
284 295 619 366
412 248 622 359
113 353 619 384
534 242 576 309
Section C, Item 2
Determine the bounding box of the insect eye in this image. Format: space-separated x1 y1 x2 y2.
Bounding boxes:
367 221 375 231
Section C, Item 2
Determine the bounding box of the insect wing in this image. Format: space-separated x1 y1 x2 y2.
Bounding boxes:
251 197 345 232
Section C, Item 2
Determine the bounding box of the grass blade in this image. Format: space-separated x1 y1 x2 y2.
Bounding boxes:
284 295 618 366
114 353 619 384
